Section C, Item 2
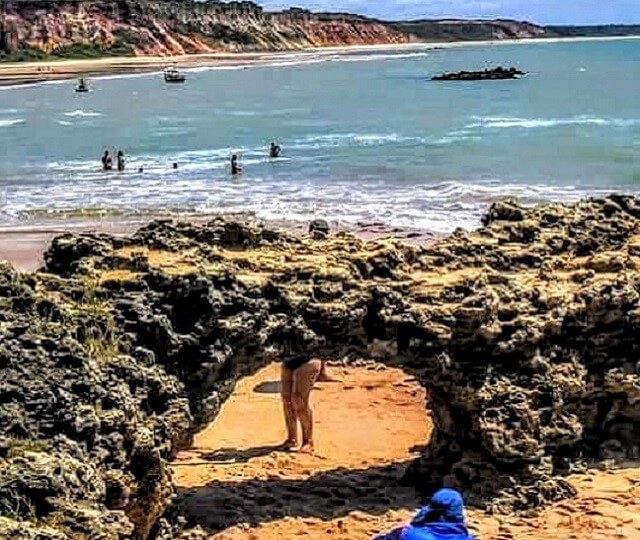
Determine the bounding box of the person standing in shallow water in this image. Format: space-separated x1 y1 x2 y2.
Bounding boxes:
230 154 242 175
116 150 125 172
101 150 112 171
280 358 335 453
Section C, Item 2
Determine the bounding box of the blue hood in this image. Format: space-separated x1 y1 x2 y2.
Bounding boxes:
412 488 465 525
373 489 474 540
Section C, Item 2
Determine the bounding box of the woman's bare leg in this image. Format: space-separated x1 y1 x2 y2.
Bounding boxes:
291 359 322 454
280 363 297 449
317 359 338 382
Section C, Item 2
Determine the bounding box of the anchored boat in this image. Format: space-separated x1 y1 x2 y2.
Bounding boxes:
163 67 186 83
75 78 89 92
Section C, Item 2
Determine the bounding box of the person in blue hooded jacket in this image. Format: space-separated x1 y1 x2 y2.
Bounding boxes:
374 488 474 540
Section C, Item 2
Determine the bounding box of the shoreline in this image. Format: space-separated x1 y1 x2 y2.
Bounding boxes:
1 35 638 88
0 215 438 272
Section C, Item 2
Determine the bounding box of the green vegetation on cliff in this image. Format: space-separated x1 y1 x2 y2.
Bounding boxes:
547 24 640 37
392 19 640 43
0 43 134 62
391 19 546 42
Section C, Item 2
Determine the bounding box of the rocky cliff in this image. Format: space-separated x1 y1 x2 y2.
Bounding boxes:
1 196 639 539
1 0 408 58
391 18 548 42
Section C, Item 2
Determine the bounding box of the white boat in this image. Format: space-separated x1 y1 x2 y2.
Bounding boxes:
163 67 186 83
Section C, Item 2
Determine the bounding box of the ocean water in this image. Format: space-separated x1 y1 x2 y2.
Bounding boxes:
0 39 639 232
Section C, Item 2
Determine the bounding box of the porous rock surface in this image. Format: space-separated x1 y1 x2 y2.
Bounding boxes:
1 196 639 538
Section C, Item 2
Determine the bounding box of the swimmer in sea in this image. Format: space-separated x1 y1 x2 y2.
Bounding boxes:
231 154 242 175
101 150 112 171
116 150 125 172
269 141 281 158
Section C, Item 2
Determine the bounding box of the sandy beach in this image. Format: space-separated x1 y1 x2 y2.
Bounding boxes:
1 36 638 87
0 44 429 87
172 362 640 540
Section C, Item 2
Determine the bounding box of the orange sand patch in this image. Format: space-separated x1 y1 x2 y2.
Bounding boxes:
171 363 430 484
170 364 640 540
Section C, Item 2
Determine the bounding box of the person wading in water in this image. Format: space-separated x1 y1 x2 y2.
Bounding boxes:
116 150 125 172
101 150 112 171
230 154 242 175
269 141 281 158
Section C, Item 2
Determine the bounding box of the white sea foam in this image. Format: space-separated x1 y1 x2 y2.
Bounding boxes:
468 116 639 130
0 119 25 127
2 170 628 234
331 51 431 63
63 110 103 118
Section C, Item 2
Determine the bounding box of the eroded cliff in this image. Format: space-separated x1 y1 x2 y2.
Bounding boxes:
392 19 548 42
0 196 639 538
1 1 408 58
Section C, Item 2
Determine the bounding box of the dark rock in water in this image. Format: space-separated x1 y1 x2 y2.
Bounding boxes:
309 219 330 238
432 66 525 81
1 198 640 538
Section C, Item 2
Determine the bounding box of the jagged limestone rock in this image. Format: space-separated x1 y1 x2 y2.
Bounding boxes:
1 196 639 537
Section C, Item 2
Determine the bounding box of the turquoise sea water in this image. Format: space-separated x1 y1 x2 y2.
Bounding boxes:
0 39 639 231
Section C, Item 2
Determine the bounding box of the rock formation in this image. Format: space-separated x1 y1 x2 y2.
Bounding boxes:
1 1 408 57
0 196 639 538
432 66 525 81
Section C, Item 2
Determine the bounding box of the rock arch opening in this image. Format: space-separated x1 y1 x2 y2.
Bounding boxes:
169 360 432 537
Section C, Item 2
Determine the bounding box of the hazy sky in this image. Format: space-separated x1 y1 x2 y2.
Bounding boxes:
259 1 639 25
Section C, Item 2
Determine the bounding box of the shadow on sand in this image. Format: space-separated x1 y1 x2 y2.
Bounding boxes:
176 460 421 532
194 444 289 464
253 380 282 394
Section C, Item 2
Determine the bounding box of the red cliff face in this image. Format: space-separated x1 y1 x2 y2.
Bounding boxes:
2 1 409 57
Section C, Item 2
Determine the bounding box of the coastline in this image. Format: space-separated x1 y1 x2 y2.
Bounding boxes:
0 215 438 272
1 35 638 88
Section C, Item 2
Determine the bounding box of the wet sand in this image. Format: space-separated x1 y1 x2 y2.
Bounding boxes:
171 362 640 540
0 219 143 271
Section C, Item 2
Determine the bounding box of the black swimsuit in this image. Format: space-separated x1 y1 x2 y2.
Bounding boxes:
283 356 308 371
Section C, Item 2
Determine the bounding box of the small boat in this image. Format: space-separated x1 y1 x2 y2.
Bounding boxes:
164 67 186 83
75 78 89 92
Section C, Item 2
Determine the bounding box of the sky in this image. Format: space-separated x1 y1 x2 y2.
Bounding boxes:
259 1 640 25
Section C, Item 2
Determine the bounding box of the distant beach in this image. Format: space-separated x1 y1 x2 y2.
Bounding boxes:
1 36 639 87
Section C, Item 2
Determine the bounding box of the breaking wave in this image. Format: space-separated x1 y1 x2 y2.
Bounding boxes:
468 116 640 130
63 110 103 118
0 119 25 127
